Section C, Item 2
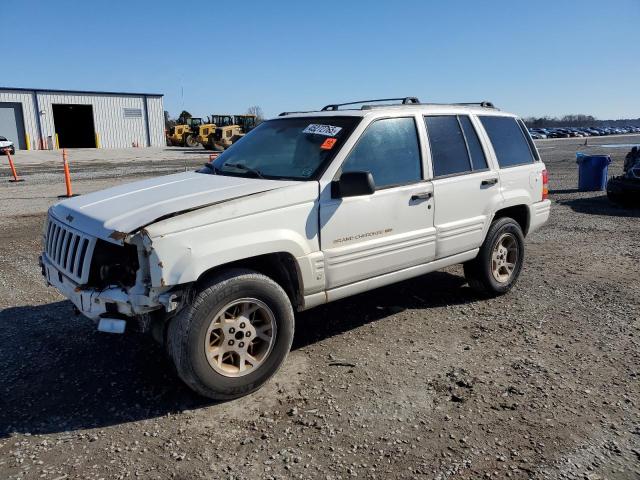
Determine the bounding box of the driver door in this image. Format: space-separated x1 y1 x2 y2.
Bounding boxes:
319 116 436 289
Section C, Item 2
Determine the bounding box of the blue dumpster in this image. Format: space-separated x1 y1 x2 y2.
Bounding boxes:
576 153 611 191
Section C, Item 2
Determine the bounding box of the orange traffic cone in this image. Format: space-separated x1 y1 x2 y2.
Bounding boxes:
58 149 78 198
6 149 24 183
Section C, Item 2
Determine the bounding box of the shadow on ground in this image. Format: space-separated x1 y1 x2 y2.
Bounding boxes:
558 194 640 217
549 188 580 195
162 148 215 155
0 271 474 437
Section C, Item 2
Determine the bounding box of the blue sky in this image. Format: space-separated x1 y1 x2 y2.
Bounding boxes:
3 0 639 120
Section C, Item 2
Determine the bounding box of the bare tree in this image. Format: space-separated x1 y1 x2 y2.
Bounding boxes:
164 111 177 130
246 105 265 123
178 110 193 123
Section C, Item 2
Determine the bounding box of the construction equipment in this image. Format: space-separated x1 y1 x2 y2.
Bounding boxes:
167 116 203 147
201 114 257 151
234 114 257 133
198 115 234 150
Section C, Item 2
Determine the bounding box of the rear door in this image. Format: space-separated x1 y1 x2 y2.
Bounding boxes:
424 114 504 259
320 116 436 289
477 116 544 207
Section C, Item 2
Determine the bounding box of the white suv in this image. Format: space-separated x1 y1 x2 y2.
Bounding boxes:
40 97 551 399
0 136 15 155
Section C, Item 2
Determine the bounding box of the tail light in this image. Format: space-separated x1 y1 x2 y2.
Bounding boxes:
541 169 549 200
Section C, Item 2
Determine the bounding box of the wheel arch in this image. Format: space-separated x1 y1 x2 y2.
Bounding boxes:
493 204 530 235
194 252 304 309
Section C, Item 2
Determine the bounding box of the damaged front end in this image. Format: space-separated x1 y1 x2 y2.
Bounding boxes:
40 211 188 335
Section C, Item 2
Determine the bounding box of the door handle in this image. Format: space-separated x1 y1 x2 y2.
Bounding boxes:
481 177 499 186
411 192 432 201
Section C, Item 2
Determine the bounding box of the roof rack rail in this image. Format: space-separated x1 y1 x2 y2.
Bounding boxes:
321 97 420 111
278 110 317 117
450 101 496 108
278 99 496 117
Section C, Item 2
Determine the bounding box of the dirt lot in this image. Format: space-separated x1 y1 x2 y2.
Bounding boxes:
1 139 639 479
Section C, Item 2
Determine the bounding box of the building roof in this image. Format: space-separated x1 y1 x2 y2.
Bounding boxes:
0 86 163 97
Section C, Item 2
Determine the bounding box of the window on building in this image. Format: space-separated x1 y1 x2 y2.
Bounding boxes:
123 108 142 118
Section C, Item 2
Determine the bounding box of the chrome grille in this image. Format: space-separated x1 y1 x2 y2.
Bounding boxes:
44 215 96 284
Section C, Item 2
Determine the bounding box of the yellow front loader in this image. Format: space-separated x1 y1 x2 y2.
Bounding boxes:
167 117 203 147
200 114 257 151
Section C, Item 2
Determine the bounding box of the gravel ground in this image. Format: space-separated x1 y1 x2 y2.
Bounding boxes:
0 137 639 479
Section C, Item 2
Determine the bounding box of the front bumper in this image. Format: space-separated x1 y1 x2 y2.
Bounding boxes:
40 254 138 321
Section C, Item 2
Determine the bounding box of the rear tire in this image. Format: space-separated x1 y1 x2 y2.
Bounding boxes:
167 268 295 400
206 135 217 151
185 134 199 148
464 217 525 296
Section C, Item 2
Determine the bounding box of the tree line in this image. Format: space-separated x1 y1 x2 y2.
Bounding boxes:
524 114 640 128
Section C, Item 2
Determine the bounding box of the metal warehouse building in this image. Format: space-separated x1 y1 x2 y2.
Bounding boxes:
0 87 165 150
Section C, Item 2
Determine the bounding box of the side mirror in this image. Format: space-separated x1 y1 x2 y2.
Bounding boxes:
332 171 375 198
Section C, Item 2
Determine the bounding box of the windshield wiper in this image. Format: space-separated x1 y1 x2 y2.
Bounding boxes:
223 162 264 178
202 162 218 174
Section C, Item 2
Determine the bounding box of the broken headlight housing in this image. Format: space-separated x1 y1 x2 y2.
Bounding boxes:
87 239 139 288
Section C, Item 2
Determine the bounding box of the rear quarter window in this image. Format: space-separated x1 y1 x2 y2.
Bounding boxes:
480 116 537 168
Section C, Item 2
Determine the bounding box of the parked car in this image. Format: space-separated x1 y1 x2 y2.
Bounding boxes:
548 129 570 138
529 131 543 139
40 98 551 399
530 129 547 139
607 147 640 206
0 136 15 155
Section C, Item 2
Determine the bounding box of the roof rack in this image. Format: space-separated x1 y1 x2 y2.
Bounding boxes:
449 101 496 109
277 110 317 117
321 97 421 111
358 100 497 110
277 98 497 117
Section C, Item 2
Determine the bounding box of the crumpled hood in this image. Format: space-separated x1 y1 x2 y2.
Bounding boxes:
51 171 300 243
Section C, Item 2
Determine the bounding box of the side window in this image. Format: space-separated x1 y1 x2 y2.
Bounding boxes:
479 116 536 167
517 119 541 162
342 117 421 189
424 116 472 177
459 116 488 170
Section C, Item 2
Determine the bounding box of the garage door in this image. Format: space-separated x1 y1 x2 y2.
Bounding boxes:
0 103 26 150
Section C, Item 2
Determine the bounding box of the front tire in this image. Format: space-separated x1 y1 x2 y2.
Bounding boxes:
185 134 199 148
167 269 295 400
464 217 525 296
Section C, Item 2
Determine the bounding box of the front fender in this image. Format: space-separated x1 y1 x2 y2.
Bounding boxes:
147 227 314 286
141 183 320 287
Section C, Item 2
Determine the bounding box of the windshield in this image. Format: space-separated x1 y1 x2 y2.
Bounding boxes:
199 116 361 180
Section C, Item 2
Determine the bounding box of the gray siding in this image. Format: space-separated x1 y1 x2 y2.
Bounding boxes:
146 96 166 147
0 88 164 149
0 90 38 149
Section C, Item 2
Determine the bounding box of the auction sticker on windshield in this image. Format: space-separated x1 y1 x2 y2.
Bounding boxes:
303 124 343 136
